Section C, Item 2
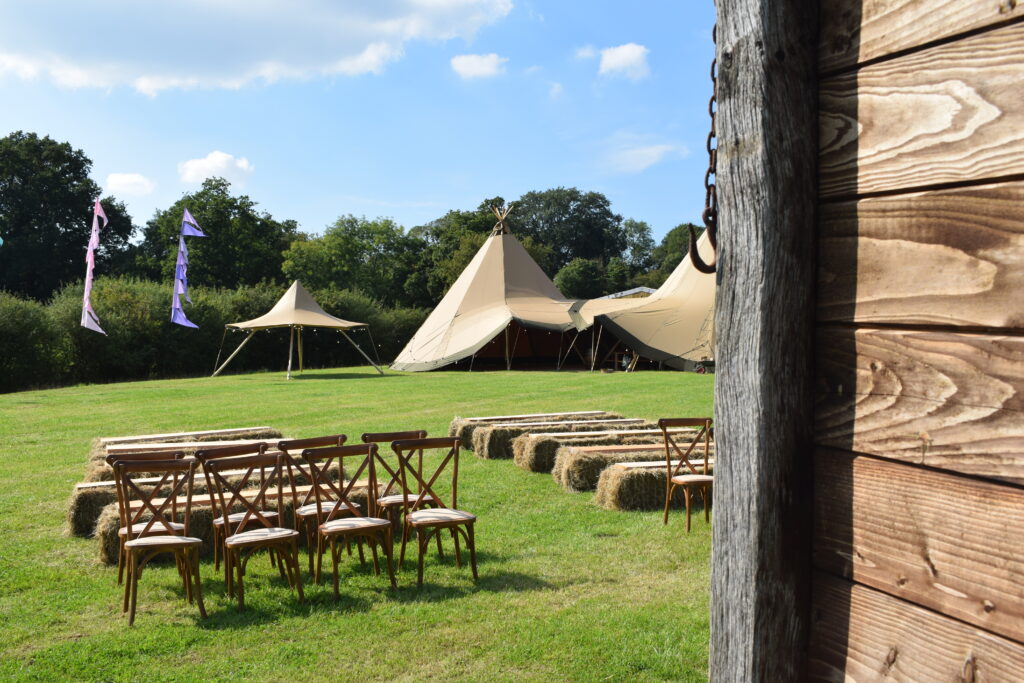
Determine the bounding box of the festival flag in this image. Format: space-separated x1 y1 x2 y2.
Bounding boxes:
80 200 107 335
170 209 205 327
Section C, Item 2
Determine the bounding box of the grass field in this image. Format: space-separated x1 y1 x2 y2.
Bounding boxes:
0 366 714 681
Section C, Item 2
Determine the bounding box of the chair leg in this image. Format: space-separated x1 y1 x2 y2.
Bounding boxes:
417 528 427 587
357 538 366 566
213 526 221 571
225 547 234 598
235 551 246 611
117 538 126 585
663 482 674 525
191 549 207 619
399 522 410 570
467 524 479 581
331 537 340 598
704 485 712 522
275 549 288 580
315 532 325 584
290 539 304 603
451 527 462 568
684 487 692 533
122 551 133 613
436 528 444 558
382 530 397 589
370 537 381 575
305 520 315 576
128 553 140 626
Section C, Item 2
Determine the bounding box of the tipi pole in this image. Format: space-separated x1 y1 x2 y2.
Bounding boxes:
287 326 295 379
212 328 228 374
364 327 384 367
558 331 581 371
505 325 511 371
297 327 304 374
340 330 385 375
590 325 603 372
212 330 255 377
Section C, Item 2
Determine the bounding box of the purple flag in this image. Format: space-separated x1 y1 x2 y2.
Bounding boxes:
81 200 107 335
170 209 206 327
181 208 206 237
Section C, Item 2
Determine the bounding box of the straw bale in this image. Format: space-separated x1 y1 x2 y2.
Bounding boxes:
512 432 666 474
65 488 117 537
593 467 709 512
449 412 620 449
473 419 652 460
553 443 715 492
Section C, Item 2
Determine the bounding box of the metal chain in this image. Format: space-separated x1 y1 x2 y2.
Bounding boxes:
689 22 718 274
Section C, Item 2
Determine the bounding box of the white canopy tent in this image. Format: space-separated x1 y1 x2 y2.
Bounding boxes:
212 280 383 378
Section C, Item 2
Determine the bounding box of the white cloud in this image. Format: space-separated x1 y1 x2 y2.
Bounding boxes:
548 82 564 99
602 132 688 174
0 1 512 95
106 173 155 196
574 45 597 60
178 151 254 185
450 53 508 79
599 43 650 81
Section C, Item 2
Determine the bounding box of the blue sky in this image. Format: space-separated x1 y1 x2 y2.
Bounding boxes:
0 1 715 241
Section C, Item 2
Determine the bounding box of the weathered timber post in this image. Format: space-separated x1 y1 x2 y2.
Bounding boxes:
711 0 818 680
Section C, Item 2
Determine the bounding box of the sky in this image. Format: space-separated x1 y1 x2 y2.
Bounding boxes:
0 1 716 241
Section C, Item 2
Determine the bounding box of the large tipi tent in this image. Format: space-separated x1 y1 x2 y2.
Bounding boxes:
212 280 383 378
391 207 583 372
578 231 716 369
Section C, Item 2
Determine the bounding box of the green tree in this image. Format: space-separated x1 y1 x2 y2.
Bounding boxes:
652 222 704 273
554 258 608 299
621 219 655 273
605 257 630 293
0 131 136 300
134 178 298 288
509 187 624 272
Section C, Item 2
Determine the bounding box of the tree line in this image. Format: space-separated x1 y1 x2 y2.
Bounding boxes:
1 131 702 306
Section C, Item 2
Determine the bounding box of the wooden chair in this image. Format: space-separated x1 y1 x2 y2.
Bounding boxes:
277 435 352 575
301 444 397 597
393 437 478 587
193 442 275 574
110 457 206 626
105 450 187 586
659 418 714 532
199 451 304 609
360 430 428 526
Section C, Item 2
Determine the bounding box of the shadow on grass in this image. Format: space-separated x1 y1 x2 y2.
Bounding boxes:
290 372 400 381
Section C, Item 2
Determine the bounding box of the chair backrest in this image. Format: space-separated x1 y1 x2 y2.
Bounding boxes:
301 444 378 521
194 442 269 521
391 437 461 514
111 456 196 541
361 430 427 500
658 417 713 476
197 451 286 536
278 435 347 508
105 450 186 533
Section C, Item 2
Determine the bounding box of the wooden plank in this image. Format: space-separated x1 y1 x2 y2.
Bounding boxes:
817 181 1024 328
98 426 273 445
528 428 697 438
569 443 714 454
712 0 819 678
815 327 1024 483
814 450 1024 642
819 0 1024 74
613 460 715 470
106 440 273 454
820 22 1024 198
125 480 369 512
808 573 1024 681
463 410 607 422
489 418 645 428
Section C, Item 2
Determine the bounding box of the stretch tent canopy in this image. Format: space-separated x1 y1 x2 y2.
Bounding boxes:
391 208 583 372
212 280 383 378
579 231 716 369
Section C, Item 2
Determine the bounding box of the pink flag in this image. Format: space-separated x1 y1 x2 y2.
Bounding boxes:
80 200 107 335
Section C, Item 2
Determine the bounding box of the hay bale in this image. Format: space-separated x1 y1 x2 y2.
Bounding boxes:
554 444 715 492
65 487 117 537
472 419 651 460
449 411 621 449
512 431 668 474
594 466 709 512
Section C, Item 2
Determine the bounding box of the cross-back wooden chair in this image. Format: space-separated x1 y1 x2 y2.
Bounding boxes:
360 430 428 523
659 417 714 532
392 437 478 587
105 450 187 585
197 451 304 609
193 442 275 573
301 444 397 597
278 435 353 575
110 457 206 626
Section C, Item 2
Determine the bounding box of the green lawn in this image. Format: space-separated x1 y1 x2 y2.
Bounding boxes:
0 367 714 681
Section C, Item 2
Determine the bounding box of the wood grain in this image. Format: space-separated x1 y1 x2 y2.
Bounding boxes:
815 327 1024 482
808 573 1024 681
819 0 1024 74
712 0 819 679
817 181 1024 328
814 450 1024 642
820 22 1024 198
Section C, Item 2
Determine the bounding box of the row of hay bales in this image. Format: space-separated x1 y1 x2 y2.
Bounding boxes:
513 429 675 473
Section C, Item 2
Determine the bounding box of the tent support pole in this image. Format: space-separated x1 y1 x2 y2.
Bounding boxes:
510 326 523 365
212 327 228 374
297 327 304 374
558 331 581 371
469 352 476 372
287 326 295 379
591 325 603 372
556 331 564 370
364 327 384 367
504 325 511 371
341 330 385 375
212 330 255 377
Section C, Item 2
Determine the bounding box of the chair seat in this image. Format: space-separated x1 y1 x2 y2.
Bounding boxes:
319 517 391 534
671 474 714 485
224 527 299 547
119 521 184 536
124 534 202 549
296 502 360 518
408 508 476 526
213 510 279 526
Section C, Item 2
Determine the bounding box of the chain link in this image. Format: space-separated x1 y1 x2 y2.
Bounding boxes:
689 22 718 274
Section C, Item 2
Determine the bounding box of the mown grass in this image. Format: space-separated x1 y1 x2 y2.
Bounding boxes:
0 366 714 681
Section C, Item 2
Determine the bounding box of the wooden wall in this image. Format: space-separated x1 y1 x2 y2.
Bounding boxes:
809 1 1024 677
